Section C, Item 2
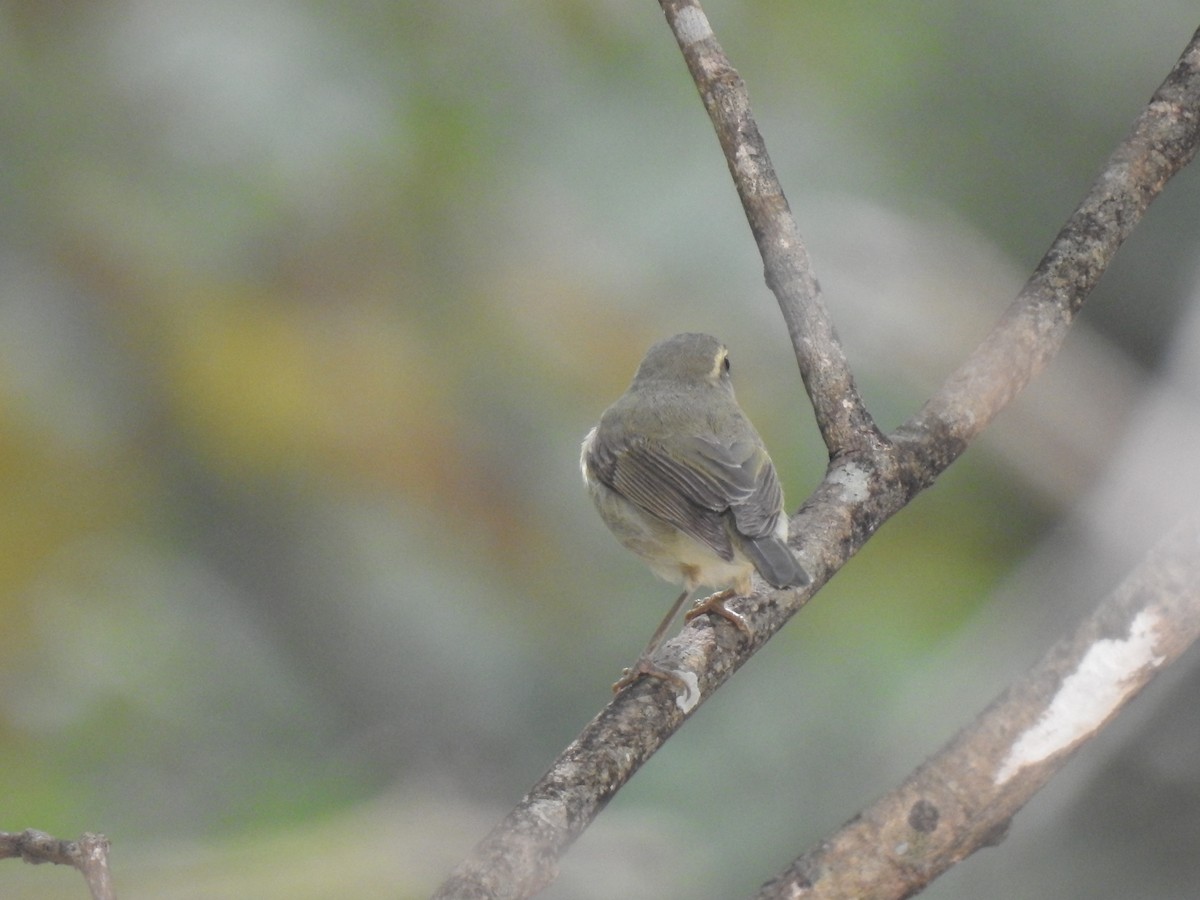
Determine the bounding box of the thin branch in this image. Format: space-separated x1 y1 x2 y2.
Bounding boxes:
660 0 879 457
0 830 116 900
756 515 1200 899
430 19 1200 900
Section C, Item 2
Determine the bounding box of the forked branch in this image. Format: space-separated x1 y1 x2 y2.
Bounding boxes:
430 14 1200 900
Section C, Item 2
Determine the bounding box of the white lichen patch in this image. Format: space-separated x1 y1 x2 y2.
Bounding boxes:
734 143 763 185
674 670 701 714
995 609 1165 784
827 461 870 503
673 6 713 45
527 796 570 830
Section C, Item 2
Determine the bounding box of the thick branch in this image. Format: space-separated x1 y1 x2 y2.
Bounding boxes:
430 20 1200 900
756 515 1200 899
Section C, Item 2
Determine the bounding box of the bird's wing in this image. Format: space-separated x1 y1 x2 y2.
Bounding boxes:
691 433 804 588
587 430 775 560
724 443 786 540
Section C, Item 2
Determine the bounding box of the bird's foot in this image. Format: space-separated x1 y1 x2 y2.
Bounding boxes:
684 587 752 636
612 655 690 694
612 656 701 711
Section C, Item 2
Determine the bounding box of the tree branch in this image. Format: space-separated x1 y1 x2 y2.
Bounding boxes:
430 17 1200 900
898 26 1200 465
756 515 1200 899
0 830 116 900
660 0 879 457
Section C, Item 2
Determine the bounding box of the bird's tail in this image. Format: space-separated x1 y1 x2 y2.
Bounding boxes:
739 536 809 589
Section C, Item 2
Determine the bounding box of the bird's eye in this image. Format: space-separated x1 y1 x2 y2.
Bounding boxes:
722 355 731 373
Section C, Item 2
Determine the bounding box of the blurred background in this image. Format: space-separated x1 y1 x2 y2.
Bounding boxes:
2 1 1200 897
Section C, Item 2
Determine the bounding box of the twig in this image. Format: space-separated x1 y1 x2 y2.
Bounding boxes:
430 17 1200 900
755 515 1200 898
0 830 116 900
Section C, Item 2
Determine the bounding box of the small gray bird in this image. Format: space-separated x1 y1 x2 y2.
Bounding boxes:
581 332 808 691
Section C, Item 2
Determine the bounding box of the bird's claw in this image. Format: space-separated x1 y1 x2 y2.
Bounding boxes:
612 657 702 712
684 588 752 636
612 657 691 694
